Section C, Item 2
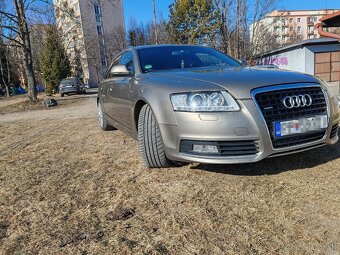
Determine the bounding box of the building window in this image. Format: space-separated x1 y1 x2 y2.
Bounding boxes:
95 14 101 23
94 4 102 23
97 25 103 36
289 18 293 23
297 26 301 33
101 56 107 66
281 27 285 32
290 27 293 32
314 17 318 22
94 4 101 15
297 18 301 23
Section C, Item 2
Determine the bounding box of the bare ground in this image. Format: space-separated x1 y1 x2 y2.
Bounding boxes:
0 94 339 255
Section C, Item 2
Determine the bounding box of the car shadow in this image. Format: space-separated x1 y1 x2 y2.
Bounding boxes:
190 141 340 176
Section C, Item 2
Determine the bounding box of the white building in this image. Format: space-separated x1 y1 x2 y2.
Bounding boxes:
54 0 125 85
250 10 340 47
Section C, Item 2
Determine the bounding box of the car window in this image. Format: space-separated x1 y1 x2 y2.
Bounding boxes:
119 51 134 73
196 53 227 67
137 46 241 73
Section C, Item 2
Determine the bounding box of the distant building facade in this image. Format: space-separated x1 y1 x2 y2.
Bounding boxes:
250 9 340 49
54 0 125 85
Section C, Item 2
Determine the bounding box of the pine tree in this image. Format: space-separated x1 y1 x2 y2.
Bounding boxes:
166 0 220 45
40 27 71 94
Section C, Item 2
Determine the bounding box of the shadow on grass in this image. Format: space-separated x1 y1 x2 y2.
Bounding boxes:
57 93 98 102
190 140 340 176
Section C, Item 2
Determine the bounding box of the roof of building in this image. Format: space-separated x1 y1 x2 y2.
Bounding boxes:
320 10 340 27
268 9 340 17
259 38 340 57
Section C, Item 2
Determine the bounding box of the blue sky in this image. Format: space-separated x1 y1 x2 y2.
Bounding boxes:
123 0 340 26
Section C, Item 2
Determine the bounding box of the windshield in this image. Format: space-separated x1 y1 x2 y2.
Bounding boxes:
137 46 241 73
61 79 78 85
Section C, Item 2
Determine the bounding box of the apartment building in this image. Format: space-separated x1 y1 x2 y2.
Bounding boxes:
250 9 340 49
54 0 125 85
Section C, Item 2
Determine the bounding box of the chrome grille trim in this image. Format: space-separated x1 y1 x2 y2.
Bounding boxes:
251 83 329 149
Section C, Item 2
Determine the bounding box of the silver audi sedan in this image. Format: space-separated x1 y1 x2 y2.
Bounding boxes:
97 45 340 168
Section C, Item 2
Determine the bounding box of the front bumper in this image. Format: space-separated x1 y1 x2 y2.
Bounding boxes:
159 99 339 164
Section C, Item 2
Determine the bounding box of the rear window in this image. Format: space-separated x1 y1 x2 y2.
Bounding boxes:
137 46 241 73
61 79 78 84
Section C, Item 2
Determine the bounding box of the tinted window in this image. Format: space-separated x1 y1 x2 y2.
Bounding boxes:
137 46 241 73
61 78 79 84
119 51 134 72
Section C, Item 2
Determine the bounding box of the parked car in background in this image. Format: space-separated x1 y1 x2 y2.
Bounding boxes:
59 77 85 97
97 45 340 168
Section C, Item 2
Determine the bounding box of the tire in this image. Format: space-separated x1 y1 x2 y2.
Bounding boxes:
138 104 172 168
98 101 115 131
60 93 64 97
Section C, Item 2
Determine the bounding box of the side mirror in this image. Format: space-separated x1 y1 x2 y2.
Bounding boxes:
238 59 248 66
110 65 130 76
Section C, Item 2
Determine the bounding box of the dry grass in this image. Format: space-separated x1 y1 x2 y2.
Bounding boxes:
0 96 339 255
0 93 91 115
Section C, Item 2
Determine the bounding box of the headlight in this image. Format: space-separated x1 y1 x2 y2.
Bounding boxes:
170 91 240 112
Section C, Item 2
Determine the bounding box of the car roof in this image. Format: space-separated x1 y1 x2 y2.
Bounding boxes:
131 44 208 51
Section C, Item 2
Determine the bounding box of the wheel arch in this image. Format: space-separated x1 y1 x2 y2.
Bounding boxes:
133 99 148 133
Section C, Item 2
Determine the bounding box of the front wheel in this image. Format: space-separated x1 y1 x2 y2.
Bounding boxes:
138 104 173 168
98 101 115 131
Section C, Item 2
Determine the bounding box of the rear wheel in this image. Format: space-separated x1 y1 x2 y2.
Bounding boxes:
138 104 173 168
98 101 115 131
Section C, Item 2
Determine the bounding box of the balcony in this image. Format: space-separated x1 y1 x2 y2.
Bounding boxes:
307 20 314 26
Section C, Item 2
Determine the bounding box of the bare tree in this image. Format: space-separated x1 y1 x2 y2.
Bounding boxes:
0 43 11 97
247 0 279 61
0 0 38 101
151 0 159 44
104 25 126 63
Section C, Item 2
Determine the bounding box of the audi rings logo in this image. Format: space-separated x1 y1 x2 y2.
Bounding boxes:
283 94 313 109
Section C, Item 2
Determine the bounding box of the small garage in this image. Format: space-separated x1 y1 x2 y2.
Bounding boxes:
257 38 340 94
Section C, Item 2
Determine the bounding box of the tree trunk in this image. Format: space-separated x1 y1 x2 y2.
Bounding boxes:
0 49 10 97
152 0 159 44
5 46 11 97
14 0 37 101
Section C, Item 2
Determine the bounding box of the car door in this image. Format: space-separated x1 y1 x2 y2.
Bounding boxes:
100 55 121 116
107 51 135 131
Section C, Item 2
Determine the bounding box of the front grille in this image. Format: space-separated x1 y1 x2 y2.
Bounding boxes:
330 124 339 139
254 85 328 148
180 140 259 156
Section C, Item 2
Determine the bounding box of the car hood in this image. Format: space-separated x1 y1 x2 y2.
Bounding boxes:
145 67 319 99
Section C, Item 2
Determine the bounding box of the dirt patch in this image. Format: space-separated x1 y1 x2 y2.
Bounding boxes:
0 94 91 115
0 95 339 254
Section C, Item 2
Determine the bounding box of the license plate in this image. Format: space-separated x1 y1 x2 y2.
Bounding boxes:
274 115 328 138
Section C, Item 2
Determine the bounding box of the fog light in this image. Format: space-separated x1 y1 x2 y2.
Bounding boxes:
193 144 218 153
